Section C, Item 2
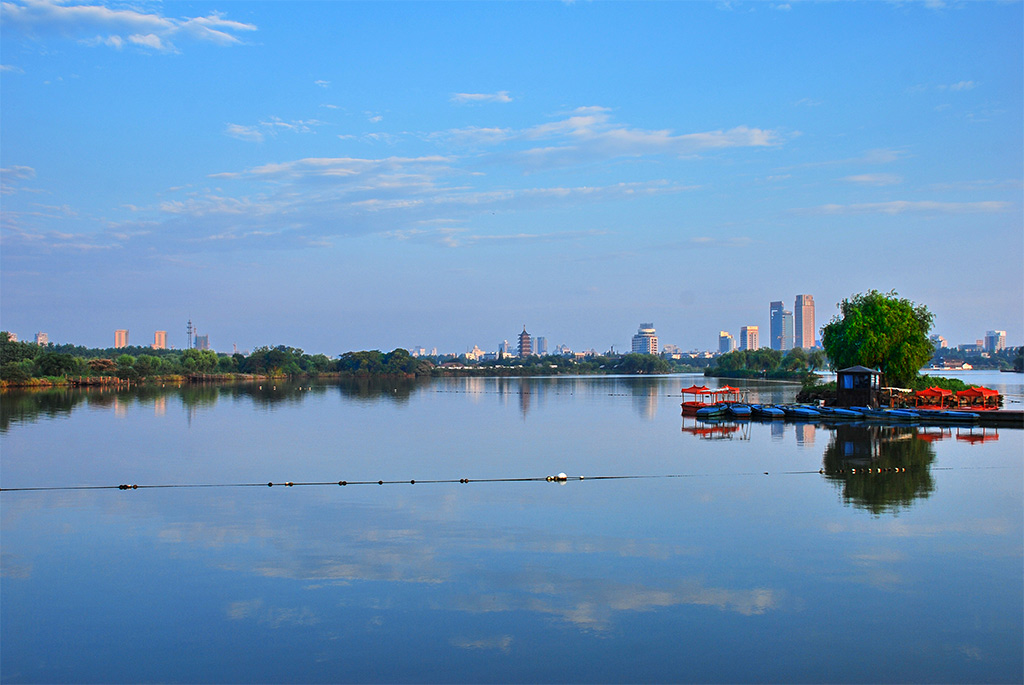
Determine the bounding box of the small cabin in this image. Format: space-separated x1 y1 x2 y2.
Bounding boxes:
836 366 882 408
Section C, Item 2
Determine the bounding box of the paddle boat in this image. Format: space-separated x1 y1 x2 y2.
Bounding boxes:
724 403 752 419
750 404 785 420
779 405 821 420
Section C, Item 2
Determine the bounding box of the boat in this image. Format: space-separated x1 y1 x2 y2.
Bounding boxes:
724 403 751 419
750 404 785 420
779 405 821 420
851 407 919 422
816 406 863 420
695 404 726 420
681 384 714 416
916 409 980 423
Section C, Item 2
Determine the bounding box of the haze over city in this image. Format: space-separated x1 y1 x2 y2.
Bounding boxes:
2 1 1021 355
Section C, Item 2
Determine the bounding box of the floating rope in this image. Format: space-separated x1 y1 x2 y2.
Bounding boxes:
0 464 1007 494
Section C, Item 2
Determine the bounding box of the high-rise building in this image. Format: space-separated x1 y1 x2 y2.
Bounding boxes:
631 323 658 355
740 325 759 351
794 294 815 349
769 302 795 351
114 329 129 348
985 330 1007 353
518 327 532 357
34 332 48 346
6 333 17 342
930 334 948 349
153 330 167 350
195 334 210 351
718 331 735 354
535 336 548 356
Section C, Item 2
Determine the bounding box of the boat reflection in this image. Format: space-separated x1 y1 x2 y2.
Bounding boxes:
821 425 937 515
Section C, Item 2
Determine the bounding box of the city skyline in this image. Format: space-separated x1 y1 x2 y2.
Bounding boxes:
2 2 1020 353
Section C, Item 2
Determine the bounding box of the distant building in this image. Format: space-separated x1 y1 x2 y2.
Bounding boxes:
464 345 485 361
631 323 658 355
718 331 735 354
930 334 947 349
535 336 548 356
195 334 210 351
740 325 759 351
985 330 1007 353
794 294 815 349
115 329 129 348
34 332 48 346
770 301 794 351
518 327 532 357
153 330 167 350
7 333 17 342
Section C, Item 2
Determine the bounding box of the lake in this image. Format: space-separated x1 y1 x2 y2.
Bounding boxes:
2 373 1022 684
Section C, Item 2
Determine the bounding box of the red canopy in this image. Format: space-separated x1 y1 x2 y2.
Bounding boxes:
681 385 711 395
956 387 999 398
916 386 952 398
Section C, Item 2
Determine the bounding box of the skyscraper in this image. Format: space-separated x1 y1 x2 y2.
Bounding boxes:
153 330 167 350
770 302 794 351
740 325 759 351
794 294 815 349
718 331 735 354
115 329 129 348
518 327 532 357
631 323 658 355
985 330 1007 352
535 337 548 356
195 334 210 351
34 332 48 346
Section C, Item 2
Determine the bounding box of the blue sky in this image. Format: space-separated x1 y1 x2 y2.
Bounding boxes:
2 0 1021 355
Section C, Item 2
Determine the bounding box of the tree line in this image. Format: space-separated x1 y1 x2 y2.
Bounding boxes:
1 333 697 385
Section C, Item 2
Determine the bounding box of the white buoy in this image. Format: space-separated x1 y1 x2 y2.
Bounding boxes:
556 472 567 481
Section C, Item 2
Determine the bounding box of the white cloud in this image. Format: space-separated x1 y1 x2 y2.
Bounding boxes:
809 200 1010 215
314 80 330 88
2 0 256 52
943 80 977 91
841 173 903 186
0 64 26 73
450 91 513 104
224 123 264 143
224 118 323 142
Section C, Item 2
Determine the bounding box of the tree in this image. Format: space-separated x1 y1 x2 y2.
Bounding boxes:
821 290 934 387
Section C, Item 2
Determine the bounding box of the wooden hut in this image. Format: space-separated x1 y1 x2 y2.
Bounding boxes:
836 366 882 408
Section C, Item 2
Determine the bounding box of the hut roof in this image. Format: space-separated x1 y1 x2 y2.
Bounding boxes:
838 366 882 375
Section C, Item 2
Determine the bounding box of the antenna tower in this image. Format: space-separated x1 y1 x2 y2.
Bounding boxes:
186 319 194 350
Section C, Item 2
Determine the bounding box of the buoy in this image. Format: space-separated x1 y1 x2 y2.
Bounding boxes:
556 473 567 481
339 481 347 486
286 482 293 487
267 482 273 487
378 480 383 485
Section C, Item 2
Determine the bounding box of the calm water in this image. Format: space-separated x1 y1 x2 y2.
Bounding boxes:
2 374 1021 684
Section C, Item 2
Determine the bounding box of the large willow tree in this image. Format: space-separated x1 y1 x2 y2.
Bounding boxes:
821 290 934 387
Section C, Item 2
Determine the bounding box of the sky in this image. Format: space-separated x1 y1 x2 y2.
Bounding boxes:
1 0 1021 356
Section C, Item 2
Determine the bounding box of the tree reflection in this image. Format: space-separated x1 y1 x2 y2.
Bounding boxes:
821 425 936 515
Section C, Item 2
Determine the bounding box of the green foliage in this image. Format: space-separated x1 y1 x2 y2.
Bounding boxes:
181 349 219 373
33 352 83 377
613 353 669 374
1 332 42 365
821 290 934 387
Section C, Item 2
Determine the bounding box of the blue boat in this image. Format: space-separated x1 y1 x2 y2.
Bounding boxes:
725 403 752 418
750 404 785 420
918 409 980 423
696 404 726 420
851 407 919 422
816 406 864 420
780 405 821 420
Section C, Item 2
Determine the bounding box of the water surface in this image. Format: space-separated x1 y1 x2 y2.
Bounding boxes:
2 375 1021 683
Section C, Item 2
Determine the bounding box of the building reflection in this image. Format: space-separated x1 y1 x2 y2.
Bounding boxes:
794 422 815 446
821 425 937 515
